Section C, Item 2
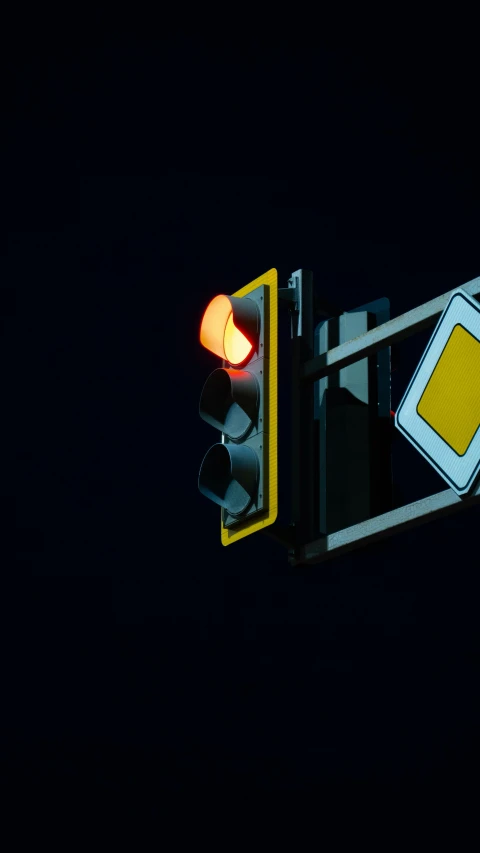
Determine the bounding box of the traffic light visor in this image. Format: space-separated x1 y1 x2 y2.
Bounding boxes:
200 294 256 366
199 368 259 440
198 443 259 516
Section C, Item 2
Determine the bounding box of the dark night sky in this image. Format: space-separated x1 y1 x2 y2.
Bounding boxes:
4 14 480 820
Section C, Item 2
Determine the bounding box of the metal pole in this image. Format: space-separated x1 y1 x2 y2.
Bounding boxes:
289 270 315 557
290 479 480 566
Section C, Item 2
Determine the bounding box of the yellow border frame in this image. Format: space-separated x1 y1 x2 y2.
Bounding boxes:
221 268 278 545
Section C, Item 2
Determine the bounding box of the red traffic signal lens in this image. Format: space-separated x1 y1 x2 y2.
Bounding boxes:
200 294 254 366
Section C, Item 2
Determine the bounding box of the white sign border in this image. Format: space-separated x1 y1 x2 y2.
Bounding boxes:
395 288 480 495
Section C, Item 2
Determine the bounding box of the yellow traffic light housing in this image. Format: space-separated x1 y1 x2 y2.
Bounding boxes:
198 268 278 545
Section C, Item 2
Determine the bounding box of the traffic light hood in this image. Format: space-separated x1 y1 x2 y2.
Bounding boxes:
200 294 260 366
198 443 259 517
199 368 259 440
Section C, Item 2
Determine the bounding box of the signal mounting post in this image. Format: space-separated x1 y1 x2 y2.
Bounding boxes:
288 273 480 567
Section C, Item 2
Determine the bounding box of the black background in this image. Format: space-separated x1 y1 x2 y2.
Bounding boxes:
5 11 480 822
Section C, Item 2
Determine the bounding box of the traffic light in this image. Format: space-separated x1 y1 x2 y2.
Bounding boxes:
198 268 278 545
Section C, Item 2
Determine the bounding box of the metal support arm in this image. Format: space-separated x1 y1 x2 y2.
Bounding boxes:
290 479 480 566
302 276 480 384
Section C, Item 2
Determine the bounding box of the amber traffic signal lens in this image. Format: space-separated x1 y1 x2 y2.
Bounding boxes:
199 294 257 366
223 312 252 365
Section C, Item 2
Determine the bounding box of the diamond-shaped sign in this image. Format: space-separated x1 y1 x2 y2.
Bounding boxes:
395 288 480 495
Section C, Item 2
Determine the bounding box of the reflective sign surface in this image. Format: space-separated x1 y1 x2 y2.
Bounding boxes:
395 288 480 495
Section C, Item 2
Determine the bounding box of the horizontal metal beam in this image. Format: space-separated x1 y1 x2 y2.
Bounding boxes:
302 275 480 384
289 480 480 566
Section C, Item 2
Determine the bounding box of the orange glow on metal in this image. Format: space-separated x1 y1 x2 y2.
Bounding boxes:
200 294 252 365
224 312 252 365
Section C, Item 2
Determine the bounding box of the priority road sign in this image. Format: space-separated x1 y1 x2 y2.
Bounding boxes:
395 288 480 496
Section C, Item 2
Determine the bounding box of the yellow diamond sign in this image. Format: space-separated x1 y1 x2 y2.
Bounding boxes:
417 324 480 456
395 289 480 495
